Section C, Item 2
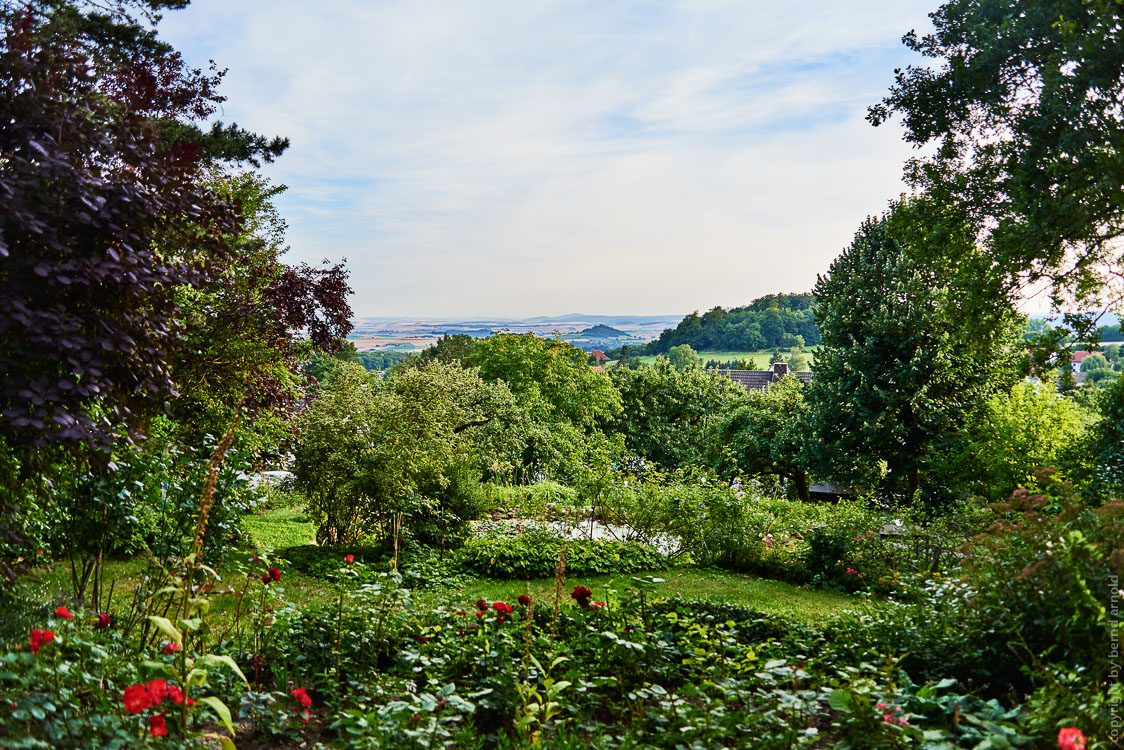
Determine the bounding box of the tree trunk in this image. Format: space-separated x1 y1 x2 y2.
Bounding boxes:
793 471 810 503
908 466 921 500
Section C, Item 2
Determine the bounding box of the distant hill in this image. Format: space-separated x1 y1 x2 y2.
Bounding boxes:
579 324 627 338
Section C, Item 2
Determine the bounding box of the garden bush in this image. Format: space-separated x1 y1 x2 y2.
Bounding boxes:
482 481 581 517
828 474 1122 719
458 533 667 578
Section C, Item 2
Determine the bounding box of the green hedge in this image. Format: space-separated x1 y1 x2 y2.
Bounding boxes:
458 536 668 578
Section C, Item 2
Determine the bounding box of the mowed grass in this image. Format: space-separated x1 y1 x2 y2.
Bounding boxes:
242 503 316 549
429 568 868 626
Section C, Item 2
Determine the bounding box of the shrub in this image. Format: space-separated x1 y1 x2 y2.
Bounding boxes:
482 481 580 517
458 534 667 579
829 475 1123 704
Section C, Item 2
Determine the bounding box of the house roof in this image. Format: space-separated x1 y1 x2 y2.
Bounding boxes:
717 368 812 392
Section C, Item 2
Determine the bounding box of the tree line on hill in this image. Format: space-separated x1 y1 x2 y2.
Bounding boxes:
630 293 820 356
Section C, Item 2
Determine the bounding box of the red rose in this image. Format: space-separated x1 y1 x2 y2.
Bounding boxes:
301 708 311 723
144 680 168 705
54 606 73 620
94 612 110 629
570 585 592 608
28 629 54 654
345 554 354 563
291 687 312 708
163 642 180 654
475 599 488 610
260 573 271 584
167 685 194 705
517 595 532 606
475 611 485 618
1058 728 1086 750
123 684 151 713
591 601 606 609
148 713 167 737
492 601 513 615
268 567 282 582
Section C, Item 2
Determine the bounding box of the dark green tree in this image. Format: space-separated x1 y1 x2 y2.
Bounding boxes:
870 0 1124 332
807 201 1022 499
1083 374 1124 500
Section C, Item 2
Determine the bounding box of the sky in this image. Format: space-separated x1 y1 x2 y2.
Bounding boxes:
160 1 937 319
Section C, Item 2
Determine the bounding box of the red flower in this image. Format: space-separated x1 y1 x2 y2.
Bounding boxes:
416 635 430 643
148 713 167 737
517 595 532 606
475 599 488 610
28 629 54 654
123 684 151 714
145 680 168 705
163 642 180 654
475 611 485 618
291 687 312 708
94 612 111 629
260 573 271 584
1058 728 1086 750
570 585 592 608
268 567 282 582
301 708 311 723
492 601 513 615
591 601 606 609
167 685 194 706
54 606 73 620
345 554 354 563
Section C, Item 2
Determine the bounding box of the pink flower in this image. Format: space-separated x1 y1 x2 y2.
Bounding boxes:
1058 728 1087 750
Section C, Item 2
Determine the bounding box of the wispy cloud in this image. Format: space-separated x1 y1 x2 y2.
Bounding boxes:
162 0 934 317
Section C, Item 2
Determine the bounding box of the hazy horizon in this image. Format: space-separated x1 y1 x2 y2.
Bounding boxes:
162 2 935 318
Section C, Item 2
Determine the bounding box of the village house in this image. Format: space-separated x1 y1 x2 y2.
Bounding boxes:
717 361 812 392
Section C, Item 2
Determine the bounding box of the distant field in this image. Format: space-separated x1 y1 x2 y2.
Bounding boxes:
346 334 436 351
615 349 817 369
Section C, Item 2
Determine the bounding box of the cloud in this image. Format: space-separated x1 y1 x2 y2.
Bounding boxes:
161 0 935 317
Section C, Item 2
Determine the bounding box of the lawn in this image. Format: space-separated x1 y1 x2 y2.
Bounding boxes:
236 499 865 624
27 494 869 632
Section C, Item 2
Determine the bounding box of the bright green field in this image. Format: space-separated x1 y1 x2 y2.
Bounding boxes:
614 348 818 369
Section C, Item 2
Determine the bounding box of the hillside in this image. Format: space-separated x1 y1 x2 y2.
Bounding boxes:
579 324 628 338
